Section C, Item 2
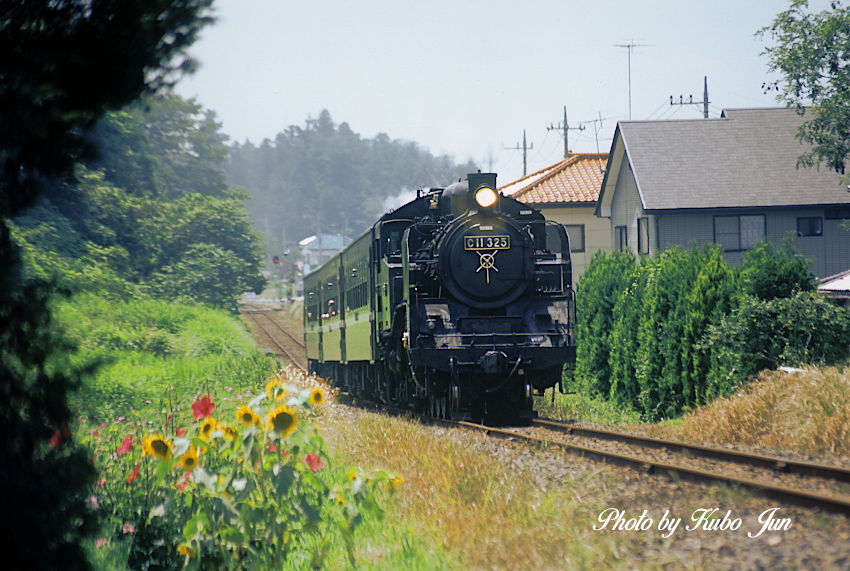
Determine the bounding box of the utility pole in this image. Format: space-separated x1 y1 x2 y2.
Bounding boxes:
547 106 585 159
614 40 650 120
669 76 710 118
505 129 533 177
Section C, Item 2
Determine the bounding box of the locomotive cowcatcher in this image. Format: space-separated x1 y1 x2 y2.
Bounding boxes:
303 172 575 424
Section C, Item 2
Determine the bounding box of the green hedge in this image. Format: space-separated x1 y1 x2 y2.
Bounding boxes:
573 241 849 420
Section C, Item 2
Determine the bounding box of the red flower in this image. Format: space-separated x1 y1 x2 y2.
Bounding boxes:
126 463 139 483
117 435 133 455
191 395 215 420
303 452 325 473
269 443 277 453
176 427 187 436
49 425 71 448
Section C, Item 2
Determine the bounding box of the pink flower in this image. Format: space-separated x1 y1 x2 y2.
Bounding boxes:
86 495 99 510
117 435 133 455
191 395 215 420
303 452 325 473
95 538 107 549
176 427 187 436
97 478 106 488
123 522 136 535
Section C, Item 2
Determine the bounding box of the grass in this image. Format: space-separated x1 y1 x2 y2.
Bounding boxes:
665 366 850 457
326 413 630 569
534 390 643 425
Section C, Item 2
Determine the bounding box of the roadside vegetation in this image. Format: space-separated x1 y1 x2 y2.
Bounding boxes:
568 241 850 422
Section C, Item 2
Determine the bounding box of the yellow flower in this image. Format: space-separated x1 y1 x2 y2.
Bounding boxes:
266 378 285 401
236 405 259 427
348 470 358 481
177 544 195 558
199 417 217 442
267 404 297 436
388 476 405 491
222 425 238 442
218 475 232 500
309 387 325 406
142 434 172 459
179 445 199 471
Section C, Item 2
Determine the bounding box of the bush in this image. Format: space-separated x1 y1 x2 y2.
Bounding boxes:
738 238 817 301
572 250 636 397
702 292 850 395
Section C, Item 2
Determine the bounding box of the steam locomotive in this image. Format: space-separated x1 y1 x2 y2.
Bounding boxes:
303 173 575 424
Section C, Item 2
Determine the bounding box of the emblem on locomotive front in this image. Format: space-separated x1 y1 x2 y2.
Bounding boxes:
464 234 510 284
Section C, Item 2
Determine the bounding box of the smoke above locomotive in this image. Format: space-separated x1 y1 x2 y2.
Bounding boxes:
304 172 575 424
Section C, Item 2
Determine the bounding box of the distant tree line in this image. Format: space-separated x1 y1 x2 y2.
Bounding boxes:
572 241 850 421
226 109 479 253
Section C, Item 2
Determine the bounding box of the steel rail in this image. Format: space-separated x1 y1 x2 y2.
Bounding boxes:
452 421 850 517
533 418 850 484
241 305 307 370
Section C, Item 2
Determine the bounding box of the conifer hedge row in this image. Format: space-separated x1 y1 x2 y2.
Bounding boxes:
571 242 850 420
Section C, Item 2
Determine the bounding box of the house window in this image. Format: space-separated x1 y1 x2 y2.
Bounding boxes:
797 217 823 237
615 225 628 251
564 224 585 252
637 218 650 254
714 215 765 251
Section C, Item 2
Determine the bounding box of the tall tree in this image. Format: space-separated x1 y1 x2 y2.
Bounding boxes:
759 0 850 175
0 1 214 567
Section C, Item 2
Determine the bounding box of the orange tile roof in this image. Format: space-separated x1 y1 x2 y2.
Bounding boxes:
500 153 608 205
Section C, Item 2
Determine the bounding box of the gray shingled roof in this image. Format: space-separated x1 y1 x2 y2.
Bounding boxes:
618 107 850 210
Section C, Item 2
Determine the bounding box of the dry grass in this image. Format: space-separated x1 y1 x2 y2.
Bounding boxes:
668 366 850 459
326 412 627 569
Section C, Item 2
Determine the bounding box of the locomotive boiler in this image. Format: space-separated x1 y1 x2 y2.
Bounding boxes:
303 172 575 424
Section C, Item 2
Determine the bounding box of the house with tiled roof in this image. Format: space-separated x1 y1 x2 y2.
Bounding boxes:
501 153 609 285
596 107 850 277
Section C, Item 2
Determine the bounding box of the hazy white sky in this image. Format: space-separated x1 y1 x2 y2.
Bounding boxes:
175 0 826 186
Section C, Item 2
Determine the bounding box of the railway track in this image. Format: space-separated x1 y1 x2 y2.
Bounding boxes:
446 418 850 516
237 301 850 516
240 302 307 370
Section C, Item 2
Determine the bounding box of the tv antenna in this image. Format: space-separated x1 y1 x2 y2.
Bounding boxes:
614 40 651 119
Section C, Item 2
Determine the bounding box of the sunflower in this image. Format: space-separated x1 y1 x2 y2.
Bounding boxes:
142 434 172 459
267 404 297 436
179 445 199 471
309 387 325 406
265 378 286 401
221 425 238 442
236 405 260 427
177 544 195 558
199 417 217 442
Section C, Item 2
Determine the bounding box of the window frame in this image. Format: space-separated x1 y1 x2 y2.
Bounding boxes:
797 216 823 237
564 224 585 253
713 214 765 252
615 225 628 252
637 217 650 255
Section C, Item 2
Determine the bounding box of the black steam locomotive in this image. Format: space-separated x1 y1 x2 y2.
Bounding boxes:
303 173 575 423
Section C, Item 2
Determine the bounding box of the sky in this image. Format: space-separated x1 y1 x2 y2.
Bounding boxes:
175 0 828 187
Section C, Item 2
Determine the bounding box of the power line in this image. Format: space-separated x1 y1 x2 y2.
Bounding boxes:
546 106 585 159
669 76 711 118
505 129 533 177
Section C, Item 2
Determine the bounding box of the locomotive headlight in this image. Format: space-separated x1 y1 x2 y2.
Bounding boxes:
474 186 498 208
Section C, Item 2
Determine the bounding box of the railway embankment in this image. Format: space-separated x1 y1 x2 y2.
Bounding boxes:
241 301 850 568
